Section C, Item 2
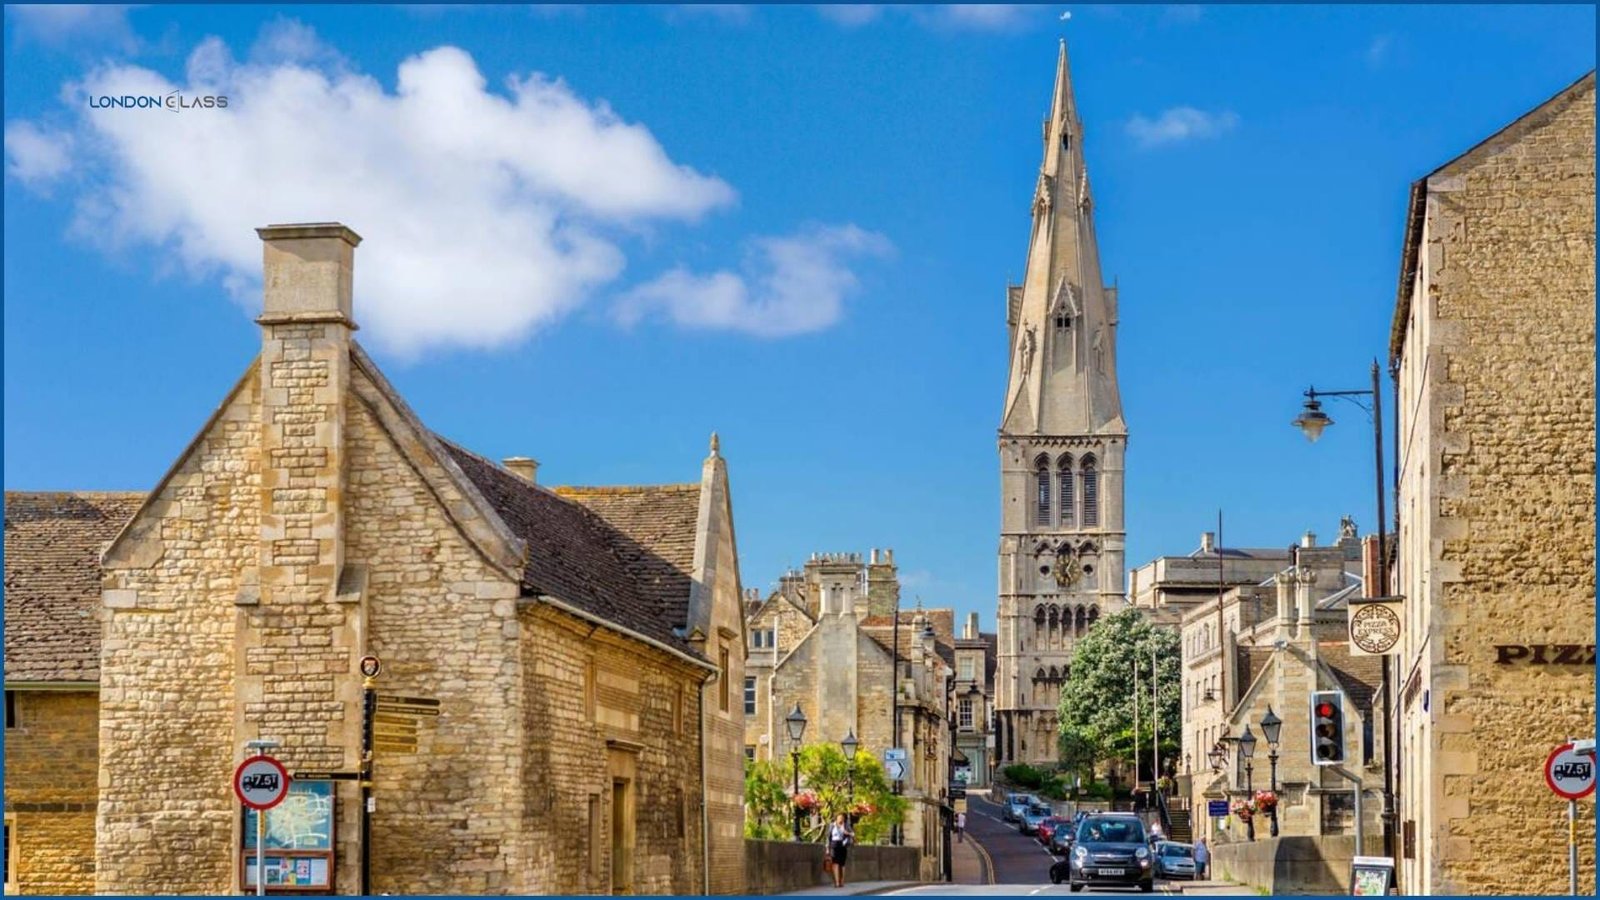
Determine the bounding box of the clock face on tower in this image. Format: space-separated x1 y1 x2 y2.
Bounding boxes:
1052 552 1083 588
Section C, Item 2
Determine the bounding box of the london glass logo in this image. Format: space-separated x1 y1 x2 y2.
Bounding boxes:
88 90 229 113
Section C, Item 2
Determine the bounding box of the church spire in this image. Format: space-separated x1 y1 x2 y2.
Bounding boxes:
1000 40 1124 438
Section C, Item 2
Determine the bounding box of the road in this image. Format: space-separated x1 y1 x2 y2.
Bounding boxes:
888 794 1188 897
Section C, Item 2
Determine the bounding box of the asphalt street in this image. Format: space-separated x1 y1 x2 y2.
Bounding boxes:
887 794 1187 896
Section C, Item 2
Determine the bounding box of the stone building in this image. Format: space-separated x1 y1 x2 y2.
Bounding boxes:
742 551 954 880
1127 530 1295 630
11 222 751 895
1389 72 1595 894
950 613 996 788
1179 530 1383 846
995 41 1130 768
3 493 142 895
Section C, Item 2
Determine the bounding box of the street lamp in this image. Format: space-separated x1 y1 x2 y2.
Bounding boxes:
1207 743 1227 773
841 729 859 806
1291 359 1397 864
1238 725 1257 842
786 703 808 841
1259 707 1282 838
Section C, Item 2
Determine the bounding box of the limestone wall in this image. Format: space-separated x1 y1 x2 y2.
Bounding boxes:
4 690 98 894
522 605 707 894
742 839 920 893
344 391 527 894
1211 834 1384 895
96 369 261 894
1395 76 1596 894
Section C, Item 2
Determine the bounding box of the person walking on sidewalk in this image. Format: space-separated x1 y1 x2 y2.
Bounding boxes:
1194 838 1210 879
955 811 966 842
828 813 854 888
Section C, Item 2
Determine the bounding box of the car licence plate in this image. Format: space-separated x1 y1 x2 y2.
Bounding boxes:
1098 868 1124 876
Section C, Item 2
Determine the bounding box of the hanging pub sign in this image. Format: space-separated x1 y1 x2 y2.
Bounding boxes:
1347 597 1404 657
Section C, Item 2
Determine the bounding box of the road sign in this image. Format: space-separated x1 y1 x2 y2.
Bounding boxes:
884 747 908 782
234 755 291 810
1207 800 1229 818
293 771 361 781
376 694 441 711
954 798 968 814
1545 741 1596 800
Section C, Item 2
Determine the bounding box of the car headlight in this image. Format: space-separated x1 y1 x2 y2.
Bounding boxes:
1135 847 1149 859
1073 846 1087 861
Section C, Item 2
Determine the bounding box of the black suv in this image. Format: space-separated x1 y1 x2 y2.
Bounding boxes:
1048 813 1154 892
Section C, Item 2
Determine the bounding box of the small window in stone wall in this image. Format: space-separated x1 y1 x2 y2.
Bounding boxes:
4 816 14 892
4 691 15 729
585 661 597 723
588 794 603 879
1321 791 1356 836
719 647 731 713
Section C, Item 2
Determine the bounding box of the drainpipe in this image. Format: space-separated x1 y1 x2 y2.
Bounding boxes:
700 689 711 895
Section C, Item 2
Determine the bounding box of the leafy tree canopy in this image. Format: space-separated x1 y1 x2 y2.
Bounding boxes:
1057 608 1182 775
743 744 907 844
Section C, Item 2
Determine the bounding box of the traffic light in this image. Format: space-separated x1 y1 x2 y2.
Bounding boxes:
1311 690 1346 766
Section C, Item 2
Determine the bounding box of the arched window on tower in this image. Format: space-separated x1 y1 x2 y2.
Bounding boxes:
1057 455 1075 527
1081 455 1100 527
1035 606 1047 630
1074 605 1087 636
1087 605 1100 628
1035 455 1052 525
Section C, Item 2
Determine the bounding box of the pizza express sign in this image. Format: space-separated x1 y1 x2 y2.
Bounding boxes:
1347 598 1404 657
1495 644 1597 666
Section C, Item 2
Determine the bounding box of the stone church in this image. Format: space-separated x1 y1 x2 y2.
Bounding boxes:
4 223 749 895
995 42 1130 768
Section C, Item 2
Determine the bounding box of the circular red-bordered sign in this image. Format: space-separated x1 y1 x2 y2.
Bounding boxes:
1544 742 1596 800
233 755 291 810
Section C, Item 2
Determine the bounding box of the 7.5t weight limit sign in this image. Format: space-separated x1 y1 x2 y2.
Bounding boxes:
234 755 291 810
1545 741 1596 800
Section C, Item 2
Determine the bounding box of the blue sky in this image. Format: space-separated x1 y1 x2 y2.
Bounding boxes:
5 4 1595 629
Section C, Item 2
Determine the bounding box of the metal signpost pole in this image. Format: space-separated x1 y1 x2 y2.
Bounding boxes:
1569 798 1577 896
358 655 381 897
256 755 266 900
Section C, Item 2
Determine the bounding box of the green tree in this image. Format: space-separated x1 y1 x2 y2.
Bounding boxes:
743 758 794 840
742 745 907 844
1057 608 1182 778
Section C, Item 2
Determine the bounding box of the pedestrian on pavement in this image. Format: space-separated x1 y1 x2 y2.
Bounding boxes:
955 811 966 842
828 813 854 888
1194 838 1210 879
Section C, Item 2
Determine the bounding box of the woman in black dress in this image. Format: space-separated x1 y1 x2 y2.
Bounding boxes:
828 813 854 888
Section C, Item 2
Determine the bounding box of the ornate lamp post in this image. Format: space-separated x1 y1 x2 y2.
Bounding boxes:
1259 707 1283 837
786 703 808 841
1291 360 1396 864
1238 725 1257 842
841 729 859 806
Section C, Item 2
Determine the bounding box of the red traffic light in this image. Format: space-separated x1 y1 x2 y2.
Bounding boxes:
1316 702 1334 717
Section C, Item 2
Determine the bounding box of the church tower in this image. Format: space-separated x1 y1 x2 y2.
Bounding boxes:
995 41 1129 767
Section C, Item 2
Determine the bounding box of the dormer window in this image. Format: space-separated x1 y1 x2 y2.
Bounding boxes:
1055 313 1072 330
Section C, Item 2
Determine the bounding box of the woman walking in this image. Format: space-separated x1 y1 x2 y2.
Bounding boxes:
828 813 854 888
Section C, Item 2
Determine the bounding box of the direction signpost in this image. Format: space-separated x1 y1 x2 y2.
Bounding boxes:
1545 738 1596 895
884 747 908 783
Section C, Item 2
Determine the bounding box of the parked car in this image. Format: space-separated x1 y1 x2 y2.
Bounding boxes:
1003 793 1036 823
1048 812 1154 893
1036 816 1070 846
1019 804 1054 835
1153 841 1197 880
1049 822 1075 856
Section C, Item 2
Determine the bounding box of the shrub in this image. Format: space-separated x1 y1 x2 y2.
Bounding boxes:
1002 764 1047 790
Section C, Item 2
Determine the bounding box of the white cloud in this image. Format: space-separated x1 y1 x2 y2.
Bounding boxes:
667 5 752 25
4 121 73 186
616 224 892 337
11 26 739 356
917 5 1032 30
816 5 883 27
1366 34 1394 69
7 5 141 51
1125 106 1238 148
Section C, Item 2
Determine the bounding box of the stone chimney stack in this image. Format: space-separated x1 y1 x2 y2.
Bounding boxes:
503 457 539 485
1200 531 1215 554
965 612 980 640
1301 530 1317 548
252 222 363 770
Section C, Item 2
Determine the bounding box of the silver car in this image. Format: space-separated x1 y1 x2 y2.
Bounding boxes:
1154 841 1197 880
1019 804 1053 835
1003 793 1037 822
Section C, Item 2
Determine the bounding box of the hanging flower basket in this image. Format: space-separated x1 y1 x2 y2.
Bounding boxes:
1230 799 1255 822
850 801 876 818
794 791 820 812
1253 790 1278 812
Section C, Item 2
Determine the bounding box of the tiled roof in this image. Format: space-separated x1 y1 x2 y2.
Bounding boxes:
861 608 957 668
438 440 697 655
4 492 143 683
1320 644 1384 712
554 484 702 633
